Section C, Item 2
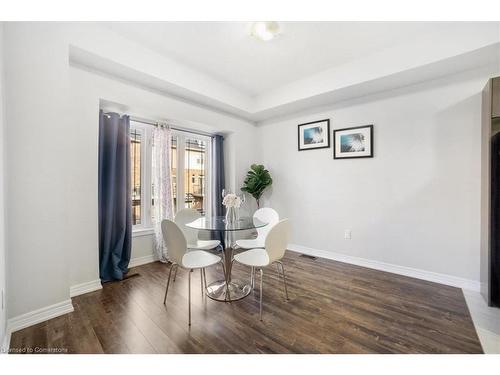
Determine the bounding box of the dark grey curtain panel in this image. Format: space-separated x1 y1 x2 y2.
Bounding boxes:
211 135 225 245
98 110 132 282
211 134 225 216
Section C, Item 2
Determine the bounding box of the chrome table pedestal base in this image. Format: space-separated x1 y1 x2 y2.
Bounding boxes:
205 279 252 302
206 239 252 302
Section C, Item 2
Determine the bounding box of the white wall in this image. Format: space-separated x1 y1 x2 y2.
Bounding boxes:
131 235 154 261
0 22 8 348
258 68 499 283
4 24 71 318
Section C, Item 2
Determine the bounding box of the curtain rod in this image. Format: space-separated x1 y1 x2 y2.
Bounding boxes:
131 116 216 139
103 111 216 139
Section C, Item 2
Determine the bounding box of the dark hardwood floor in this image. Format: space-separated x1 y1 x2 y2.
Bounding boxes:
9 251 483 353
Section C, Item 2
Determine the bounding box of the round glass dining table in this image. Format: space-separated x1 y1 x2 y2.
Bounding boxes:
186 215 268 302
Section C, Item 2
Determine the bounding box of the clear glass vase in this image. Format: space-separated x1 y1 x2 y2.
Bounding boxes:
225 206 237 224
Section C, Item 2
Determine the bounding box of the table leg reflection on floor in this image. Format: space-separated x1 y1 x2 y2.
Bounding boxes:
205 230 252 301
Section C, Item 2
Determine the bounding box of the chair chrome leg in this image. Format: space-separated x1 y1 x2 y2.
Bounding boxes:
202 268 207 289
173 264 178 282
278 261 289 300
188 269 192 326
200 269 204 297
259 268 264 321
163 263 175 305
250 266 255 289
275 262 281 281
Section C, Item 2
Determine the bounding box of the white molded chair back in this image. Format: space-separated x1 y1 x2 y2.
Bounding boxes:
161 219 188 265
254 208 279 238
264 219 290 264
174 208 201 246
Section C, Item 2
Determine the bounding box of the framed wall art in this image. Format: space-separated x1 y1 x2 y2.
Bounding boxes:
297 119 330 151
333 125 373 159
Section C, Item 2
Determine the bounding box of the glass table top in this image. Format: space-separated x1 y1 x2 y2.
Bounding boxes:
186 216 268 231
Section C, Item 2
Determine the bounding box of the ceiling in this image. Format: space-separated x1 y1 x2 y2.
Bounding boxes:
73 22 500 123
102 22 464 96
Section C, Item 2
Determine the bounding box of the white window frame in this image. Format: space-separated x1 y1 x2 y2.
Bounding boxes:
130 121 153 236
131 121 212 237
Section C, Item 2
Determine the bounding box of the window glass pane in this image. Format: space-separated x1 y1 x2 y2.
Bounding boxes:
184 137 206 214
130 129 141 225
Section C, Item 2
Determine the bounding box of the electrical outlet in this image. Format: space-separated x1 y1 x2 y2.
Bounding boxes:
344 229 351 240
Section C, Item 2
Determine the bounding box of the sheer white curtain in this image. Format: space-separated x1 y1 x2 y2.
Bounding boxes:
152 124 174 262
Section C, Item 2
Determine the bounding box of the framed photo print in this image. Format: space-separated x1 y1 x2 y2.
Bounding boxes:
333 125 373 159
297 119 330 151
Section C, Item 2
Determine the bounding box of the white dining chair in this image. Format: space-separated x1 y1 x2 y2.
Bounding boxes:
233 219 290 321
175 208 222 251
174 208 222 283
161 219 223 326
235 207 279 249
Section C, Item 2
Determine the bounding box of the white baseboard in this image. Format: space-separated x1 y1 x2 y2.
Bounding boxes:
129 254 157 268
7 299 74 334
70 279 102 298
288 244 480 292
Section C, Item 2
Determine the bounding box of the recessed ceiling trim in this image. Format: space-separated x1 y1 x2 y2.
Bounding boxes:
67 23 500 124
69 45 256 124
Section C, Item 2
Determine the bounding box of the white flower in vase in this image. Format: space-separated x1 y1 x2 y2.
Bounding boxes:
222 193 242 208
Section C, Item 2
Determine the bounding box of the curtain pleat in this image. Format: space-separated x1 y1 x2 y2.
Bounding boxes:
211 135 225 246
152 125 174 262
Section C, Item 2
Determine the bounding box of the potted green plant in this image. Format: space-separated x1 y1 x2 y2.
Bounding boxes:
241 164 273 208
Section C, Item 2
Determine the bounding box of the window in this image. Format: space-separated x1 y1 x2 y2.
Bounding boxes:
170 132 211 216
130 120 212 233
130 129 142 226
183 137 208 215
129 123 150 230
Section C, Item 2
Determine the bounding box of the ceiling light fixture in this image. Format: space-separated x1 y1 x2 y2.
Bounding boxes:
250 21 281 42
